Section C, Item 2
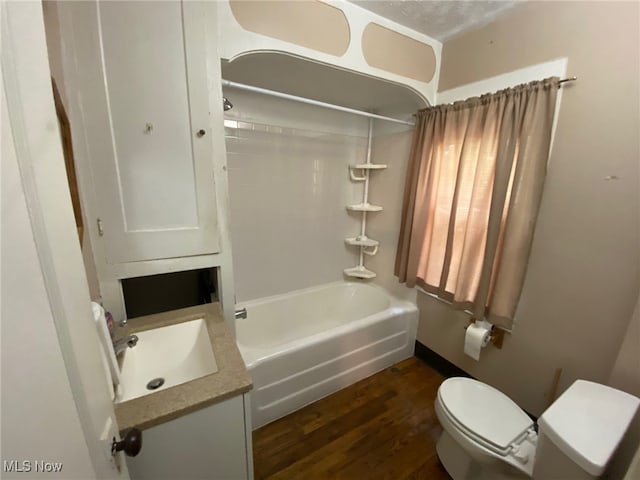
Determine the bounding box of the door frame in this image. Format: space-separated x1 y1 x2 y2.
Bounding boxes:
2 2 128 477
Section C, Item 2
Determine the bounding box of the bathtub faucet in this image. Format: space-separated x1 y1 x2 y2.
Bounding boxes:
235 307 247 320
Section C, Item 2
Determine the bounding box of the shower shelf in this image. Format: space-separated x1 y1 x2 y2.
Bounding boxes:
344 119 382 280
349 164 387 181
345 237 379 247
343 266 376 279
351 163 387 170
346 203 383 212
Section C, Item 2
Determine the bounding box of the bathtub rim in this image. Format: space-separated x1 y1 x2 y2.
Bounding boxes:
234 280 418 368
236 280 399 309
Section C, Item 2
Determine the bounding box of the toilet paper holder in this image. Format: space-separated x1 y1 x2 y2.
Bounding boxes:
464 320 505 349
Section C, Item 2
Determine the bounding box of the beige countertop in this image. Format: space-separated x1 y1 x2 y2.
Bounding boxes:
114 303 252 432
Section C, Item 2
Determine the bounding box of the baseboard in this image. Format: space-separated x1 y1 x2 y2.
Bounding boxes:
414 341 471 379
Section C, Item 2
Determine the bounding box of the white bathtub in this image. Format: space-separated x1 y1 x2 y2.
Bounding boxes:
235 281 418 429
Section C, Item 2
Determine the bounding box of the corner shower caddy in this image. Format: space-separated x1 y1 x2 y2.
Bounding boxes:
344 119 387 279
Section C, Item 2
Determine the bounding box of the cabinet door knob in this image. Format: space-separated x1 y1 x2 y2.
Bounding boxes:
197 129 206 138
112 428 142 457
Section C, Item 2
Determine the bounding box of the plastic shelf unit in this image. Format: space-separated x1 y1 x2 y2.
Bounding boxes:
346 203 383 212
344 118 383 280
352 163 387 170
343 266 376 279
345 236 379 248
349 163 387 181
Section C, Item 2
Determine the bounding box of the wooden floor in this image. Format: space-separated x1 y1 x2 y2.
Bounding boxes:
252 357 452 480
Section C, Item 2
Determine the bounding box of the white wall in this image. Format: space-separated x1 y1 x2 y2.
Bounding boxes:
1 75 95 479
2 2 132 475
41 1 67 108
41 1 102 302
224 89 369 301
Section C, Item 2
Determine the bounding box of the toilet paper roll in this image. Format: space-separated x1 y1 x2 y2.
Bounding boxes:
464 322 491 361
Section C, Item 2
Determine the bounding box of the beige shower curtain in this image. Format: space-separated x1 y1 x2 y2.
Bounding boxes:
395 77 559 329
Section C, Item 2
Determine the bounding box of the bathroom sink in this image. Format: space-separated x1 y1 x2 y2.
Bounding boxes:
116 318 218 403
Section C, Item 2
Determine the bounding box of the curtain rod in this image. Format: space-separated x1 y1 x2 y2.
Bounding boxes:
418 75 579 113
558 76 577 85
221 79 416 127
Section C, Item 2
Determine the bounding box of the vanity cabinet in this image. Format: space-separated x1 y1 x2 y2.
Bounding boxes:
90 1 219 264
126 394 253 480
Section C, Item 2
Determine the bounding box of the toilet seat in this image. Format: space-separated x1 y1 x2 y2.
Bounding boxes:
437 377 535 457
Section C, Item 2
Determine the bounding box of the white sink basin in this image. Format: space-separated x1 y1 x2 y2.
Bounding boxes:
116 318 218 403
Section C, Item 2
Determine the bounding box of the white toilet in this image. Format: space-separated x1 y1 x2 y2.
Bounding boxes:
435 377 639 480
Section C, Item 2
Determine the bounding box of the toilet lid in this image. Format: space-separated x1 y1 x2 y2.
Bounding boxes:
438 377 534 454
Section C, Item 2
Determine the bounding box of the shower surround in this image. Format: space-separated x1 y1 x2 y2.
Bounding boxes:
224 89 367 302
224 90 419 428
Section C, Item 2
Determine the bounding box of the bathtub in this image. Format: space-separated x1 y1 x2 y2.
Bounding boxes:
235 281 418 429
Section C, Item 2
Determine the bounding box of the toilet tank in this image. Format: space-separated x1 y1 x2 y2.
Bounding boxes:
533 380 640 479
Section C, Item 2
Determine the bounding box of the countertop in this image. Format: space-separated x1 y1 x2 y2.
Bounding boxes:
114 302 252 432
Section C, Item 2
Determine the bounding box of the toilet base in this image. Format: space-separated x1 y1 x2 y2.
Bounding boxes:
436 430 529 480
437 430 480 480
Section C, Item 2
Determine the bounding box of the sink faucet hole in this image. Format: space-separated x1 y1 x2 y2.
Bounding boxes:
146 378 165 390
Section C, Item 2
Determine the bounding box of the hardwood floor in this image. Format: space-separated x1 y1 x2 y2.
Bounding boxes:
252 357 452 480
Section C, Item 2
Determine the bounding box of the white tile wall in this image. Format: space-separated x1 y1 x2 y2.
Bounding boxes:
367 128 417 302
224 89 370 301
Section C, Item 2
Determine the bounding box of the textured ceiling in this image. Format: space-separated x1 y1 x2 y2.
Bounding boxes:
349 1 522 42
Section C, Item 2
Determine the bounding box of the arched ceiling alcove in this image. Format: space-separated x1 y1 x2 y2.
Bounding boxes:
221 52 428 119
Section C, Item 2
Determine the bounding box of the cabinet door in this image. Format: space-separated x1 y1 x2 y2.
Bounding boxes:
95 0 218 263
126 395 250 480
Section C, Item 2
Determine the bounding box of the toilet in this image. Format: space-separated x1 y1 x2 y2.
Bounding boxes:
435 377 639 480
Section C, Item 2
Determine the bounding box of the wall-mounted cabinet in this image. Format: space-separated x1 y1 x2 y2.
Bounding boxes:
54 0 236 324
89 1 219 264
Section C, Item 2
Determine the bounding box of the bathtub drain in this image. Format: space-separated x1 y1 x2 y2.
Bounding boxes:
146 378 165 390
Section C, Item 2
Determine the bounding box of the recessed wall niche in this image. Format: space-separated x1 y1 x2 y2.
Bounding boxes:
122 268 218 319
